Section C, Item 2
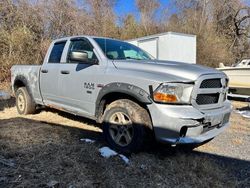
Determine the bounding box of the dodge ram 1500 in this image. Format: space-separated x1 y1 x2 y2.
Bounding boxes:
11 36 232 153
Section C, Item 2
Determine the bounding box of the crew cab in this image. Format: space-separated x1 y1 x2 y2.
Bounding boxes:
11 36 232 153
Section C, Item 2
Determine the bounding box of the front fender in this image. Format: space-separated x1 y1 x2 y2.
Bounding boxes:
96 82 152 104
95 82 153 118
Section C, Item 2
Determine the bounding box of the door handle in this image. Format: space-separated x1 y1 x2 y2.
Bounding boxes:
61 70 70 74
41 69 48 73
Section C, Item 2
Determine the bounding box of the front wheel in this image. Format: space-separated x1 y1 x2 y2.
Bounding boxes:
102 99 152 153
15 87 36 115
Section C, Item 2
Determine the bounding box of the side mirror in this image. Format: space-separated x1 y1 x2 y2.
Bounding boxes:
69 51 88 62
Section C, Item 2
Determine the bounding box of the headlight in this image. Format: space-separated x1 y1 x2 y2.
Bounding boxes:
153 83 193 104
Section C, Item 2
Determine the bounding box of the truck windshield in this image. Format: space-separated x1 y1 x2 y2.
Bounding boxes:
93 38 152 60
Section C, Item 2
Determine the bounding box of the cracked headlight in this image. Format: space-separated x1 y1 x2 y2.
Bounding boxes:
153 83 194 104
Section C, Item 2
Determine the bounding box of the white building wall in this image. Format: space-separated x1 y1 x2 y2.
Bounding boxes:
127 32 196 64
138 38 158 58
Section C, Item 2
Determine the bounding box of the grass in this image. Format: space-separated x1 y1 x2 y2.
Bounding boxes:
0 107 240 188
0 117 237 188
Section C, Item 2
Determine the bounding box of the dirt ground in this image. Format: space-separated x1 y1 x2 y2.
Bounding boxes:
0 97 249 188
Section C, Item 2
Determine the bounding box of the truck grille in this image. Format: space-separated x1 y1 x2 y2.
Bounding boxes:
192 75 228 109
196 94 219 105
200 79 222 88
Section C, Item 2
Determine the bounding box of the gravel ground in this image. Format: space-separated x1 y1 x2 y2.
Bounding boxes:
197 102 250 160
196 101 250 183
0 96 249 187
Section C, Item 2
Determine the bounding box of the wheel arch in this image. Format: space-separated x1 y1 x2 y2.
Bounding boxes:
95 83 153 123
13 75 33 99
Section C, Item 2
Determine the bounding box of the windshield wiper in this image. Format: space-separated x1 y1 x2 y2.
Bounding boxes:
114 57 146 60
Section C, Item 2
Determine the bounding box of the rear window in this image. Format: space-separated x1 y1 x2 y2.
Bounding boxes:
48 42 66 63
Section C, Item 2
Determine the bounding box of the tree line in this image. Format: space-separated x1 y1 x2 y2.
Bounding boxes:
0 0 249 82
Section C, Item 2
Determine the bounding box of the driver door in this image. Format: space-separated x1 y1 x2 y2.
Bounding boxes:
58 38 101 117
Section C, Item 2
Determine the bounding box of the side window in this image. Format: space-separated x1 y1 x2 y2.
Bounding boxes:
124 50 139 58
107 51 118 59
48 42 66 63
67 39 97 63
124 49 147 60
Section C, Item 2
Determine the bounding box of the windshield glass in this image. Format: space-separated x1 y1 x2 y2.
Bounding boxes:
93 38 152 60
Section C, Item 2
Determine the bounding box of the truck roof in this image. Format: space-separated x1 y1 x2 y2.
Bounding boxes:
52 35 122 43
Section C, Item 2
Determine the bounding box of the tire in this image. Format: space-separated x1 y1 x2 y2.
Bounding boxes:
102 99 152 153
15 87 36 115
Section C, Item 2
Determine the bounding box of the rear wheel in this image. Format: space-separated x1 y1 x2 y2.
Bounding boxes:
16 87 36 115
102 99 152 153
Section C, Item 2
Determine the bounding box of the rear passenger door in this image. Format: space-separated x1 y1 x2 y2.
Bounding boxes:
40 41 66 106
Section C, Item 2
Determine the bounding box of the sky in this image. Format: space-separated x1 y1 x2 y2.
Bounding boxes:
114 0 172 18
114 0 250 18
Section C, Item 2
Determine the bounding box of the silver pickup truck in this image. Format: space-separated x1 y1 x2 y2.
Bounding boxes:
11 36 232 153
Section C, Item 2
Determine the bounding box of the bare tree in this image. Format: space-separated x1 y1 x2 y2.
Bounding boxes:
84 0 118 37
0 0 250 83
234 7 250 38
232 7 250 59
136 0 160 35
120 14 140 40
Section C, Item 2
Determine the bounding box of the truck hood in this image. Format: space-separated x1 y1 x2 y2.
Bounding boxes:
112 60 224 82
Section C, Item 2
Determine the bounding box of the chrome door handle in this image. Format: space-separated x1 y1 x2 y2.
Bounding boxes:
61 70 70 74
41 69 48 73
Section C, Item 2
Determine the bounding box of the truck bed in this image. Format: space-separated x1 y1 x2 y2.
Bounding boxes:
11 65 42 103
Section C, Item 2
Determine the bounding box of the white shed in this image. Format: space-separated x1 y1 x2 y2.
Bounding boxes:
126 32 197 64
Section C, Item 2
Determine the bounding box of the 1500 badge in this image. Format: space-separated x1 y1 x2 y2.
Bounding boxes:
84 82 95 90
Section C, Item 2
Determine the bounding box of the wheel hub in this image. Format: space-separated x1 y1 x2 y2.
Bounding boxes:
17 93 25 112
109 112 134 147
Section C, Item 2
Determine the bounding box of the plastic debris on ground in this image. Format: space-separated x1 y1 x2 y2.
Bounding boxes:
80 138 95 143
99 147 117 158
119 154 129 164
79 140 130 164
99 147 130 164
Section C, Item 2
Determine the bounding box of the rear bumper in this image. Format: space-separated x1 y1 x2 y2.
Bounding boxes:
147 101 232 145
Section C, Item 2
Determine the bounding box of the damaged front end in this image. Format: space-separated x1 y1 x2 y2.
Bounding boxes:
147 74 232 146
148 97 232 146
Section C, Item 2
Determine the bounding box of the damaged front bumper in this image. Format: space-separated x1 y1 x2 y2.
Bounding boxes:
148 100 232 145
